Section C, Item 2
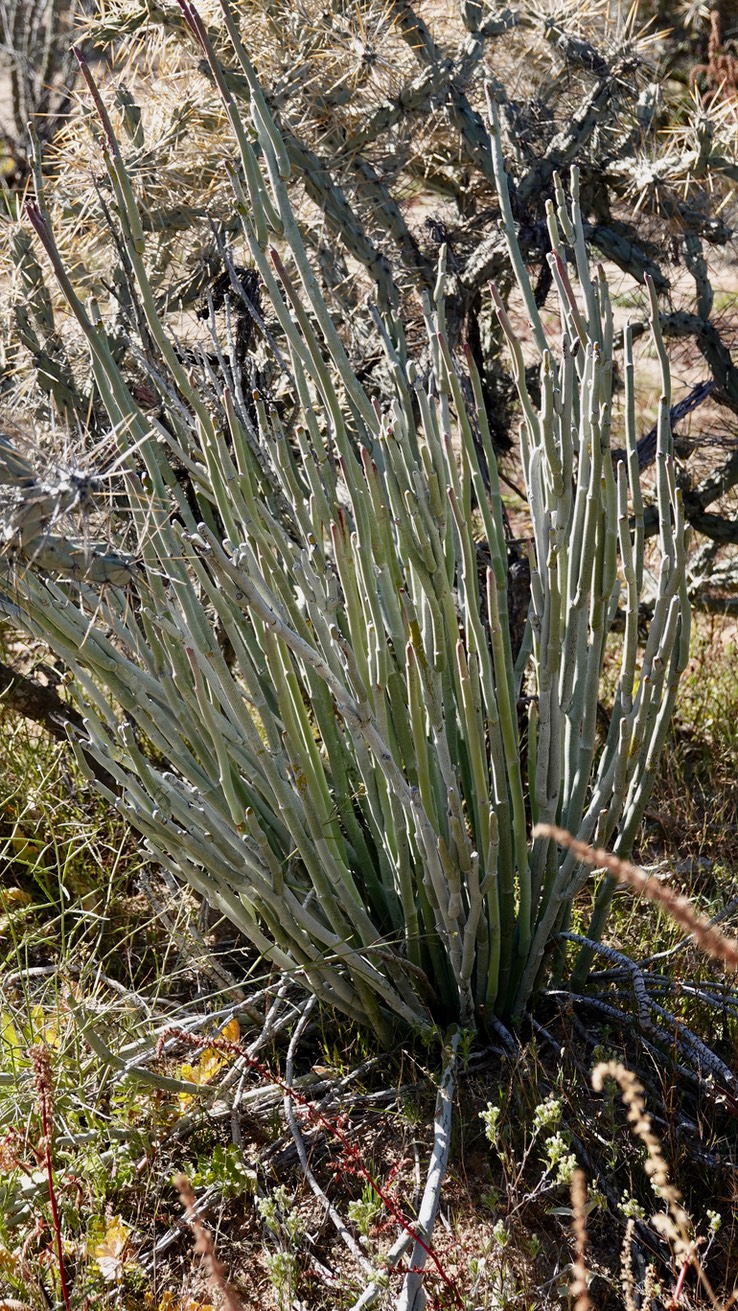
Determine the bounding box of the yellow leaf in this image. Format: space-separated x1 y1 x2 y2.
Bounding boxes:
156 1293 215 1311
0 887 32 907
219 1017 240 1044
0 1244 18 1275
91 1215 132 1282
42 1018 61 1050
176 1020 240 1109
6 827 43 862
0 1014 21 1058
26 1005 63 1050
196 1048 226 1084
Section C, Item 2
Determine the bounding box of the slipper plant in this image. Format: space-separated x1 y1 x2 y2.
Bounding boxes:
0 5 689 1039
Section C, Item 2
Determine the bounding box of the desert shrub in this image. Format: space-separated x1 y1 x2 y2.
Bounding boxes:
0 10 690 1036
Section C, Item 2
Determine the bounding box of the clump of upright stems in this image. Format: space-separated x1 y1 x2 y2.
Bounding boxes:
0 6 688 1036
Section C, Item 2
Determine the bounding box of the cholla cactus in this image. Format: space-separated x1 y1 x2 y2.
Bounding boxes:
2 0 736 573
0 12 689 1036
0 0 84 184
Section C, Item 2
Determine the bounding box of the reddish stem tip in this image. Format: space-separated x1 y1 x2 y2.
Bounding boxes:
176 0 205 44
175 0 194 31
25 201 46 234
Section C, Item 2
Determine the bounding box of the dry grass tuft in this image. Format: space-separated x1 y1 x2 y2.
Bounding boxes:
590 1060 728 1311
570 1168 594 1311
591 1061 691 1250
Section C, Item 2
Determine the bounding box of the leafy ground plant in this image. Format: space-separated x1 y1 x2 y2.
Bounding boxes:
4 946 735 1310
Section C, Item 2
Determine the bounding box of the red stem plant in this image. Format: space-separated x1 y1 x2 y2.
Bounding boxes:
29 1045 72 1311
158 1027 462 1306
